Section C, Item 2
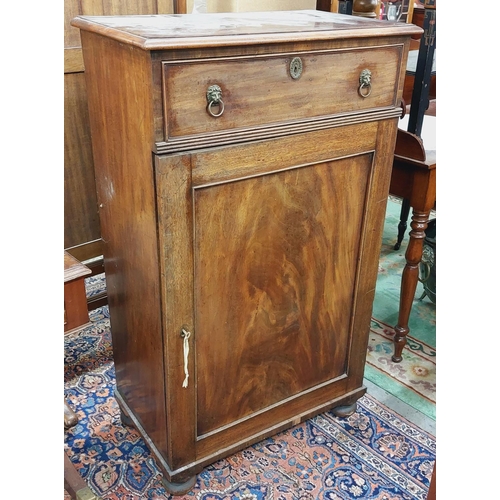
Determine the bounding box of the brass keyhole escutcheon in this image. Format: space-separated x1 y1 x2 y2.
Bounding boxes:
289 57 303 80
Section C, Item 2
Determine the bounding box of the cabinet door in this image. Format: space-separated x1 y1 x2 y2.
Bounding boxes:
155 120 396 463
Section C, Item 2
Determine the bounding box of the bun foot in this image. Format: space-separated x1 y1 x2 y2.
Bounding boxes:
161 474 197 496
119 408 134 427
64 399 79 429
331 401 357 418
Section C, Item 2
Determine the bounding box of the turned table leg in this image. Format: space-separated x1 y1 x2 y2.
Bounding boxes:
393 209 430 362
394 198 411 250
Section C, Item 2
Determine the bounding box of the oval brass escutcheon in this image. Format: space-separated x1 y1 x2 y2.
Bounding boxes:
289 57 303 80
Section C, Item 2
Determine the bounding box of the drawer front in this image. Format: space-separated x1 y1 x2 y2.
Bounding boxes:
162 45 403 141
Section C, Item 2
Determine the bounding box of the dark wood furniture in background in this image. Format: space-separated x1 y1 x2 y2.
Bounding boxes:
389 122 435 362
64 0 178 282
65 1 102 265
72 11 420 494
64 251 91 429
390 0 436 362
316 0 414 22
406 0 435 137
64 251 91 334
395 0 435 251
402 48 435 108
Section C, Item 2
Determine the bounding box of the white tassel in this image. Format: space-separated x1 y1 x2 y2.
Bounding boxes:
182 329 191 388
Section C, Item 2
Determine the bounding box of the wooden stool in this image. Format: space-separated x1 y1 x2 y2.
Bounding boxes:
64 251 92 334
64 251 91 427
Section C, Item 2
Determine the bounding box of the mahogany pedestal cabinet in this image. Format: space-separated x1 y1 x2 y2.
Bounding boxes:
72 11 421 494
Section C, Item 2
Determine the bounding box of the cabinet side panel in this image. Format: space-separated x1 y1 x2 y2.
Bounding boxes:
80 31 168 457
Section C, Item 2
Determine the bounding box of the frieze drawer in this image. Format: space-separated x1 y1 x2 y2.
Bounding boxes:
162 45 403 142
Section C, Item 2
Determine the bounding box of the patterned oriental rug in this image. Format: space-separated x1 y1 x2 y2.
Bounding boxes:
64 307 435 500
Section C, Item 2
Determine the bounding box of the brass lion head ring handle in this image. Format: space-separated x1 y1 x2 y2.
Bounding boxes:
206 84 225 118
358 69 372 98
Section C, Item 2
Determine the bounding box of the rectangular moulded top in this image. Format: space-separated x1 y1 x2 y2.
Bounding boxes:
71 10 422 51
